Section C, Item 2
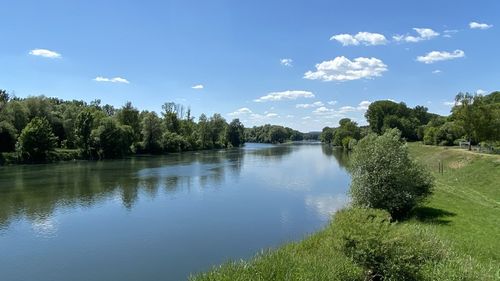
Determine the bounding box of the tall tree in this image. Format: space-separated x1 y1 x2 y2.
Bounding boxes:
452 92 475 150
226 119 245 147
75 109 95 157
141 111 163 153
116 101 141 142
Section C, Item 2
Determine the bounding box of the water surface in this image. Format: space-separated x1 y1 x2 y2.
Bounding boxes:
0 143 350 281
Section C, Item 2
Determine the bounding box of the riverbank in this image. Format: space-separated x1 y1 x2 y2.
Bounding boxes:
190 143 500 280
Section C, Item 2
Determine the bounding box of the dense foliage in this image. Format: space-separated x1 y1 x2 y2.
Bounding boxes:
321 91 499 152
245 124 304 143
320 118 363 149
365 100 436 140
332 208 444 281
18 117 58 162
349 129 433 218
0 92 249 163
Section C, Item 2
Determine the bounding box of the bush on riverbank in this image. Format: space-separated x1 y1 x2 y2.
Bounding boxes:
349 129 433 219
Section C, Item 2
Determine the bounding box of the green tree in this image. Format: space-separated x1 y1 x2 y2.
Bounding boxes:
226 119 245 147
141 111 163 153
116 101 141 142
90 118 133 159
2 100 29 132
331 118 361 147
198 114 212 149
349 129 434 218
269 126 288 143
0 121 17 152
452 92 475 150
209 113 227 148
0 89 9 112
320 127 334 144
18 117 57 162
161 131 188 152
75 109 95 157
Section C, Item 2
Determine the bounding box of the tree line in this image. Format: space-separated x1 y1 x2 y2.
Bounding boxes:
320 91 500 151
0 92 250 163
244 124 317 144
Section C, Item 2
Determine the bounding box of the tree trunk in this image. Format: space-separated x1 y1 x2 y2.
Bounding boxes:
468 137 472 151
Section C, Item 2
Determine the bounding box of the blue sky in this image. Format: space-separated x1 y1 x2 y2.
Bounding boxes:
0 0 498 131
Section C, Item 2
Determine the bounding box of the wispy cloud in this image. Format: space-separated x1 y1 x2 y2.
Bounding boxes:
254 90 314 102
192 84 204 89
330 32 388 46
313 101 371 117
469 21 493 30
280 58 293 67
296 101 324 108
304 56 387 82
416 50 465 64
93 76 130 84
29 49 61 58
228 107 252 117
432 69 442 74
393 28 439 43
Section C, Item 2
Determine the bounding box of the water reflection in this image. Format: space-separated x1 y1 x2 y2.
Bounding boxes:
1 149 242 229
0 143 350 281
321 144 351 168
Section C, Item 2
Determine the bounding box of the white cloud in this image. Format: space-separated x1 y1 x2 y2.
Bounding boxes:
93 76 130 84
443 101 456 107
330 32 387 46
280 58 293 67
338 106 356 113
393 28 439 43
286 114 294 118
313 106 334 114
29 49 61 58
469 22 493 30
327 100 338 105
192 84 204 89
443 29 458 38
296 101 324 108
311 100 371 120
266 113 278 118
416 50 465 64
254 90 314 102
357 100 371 110
476 89 487 95
432 69 442 74
228 107 252 117
302 116 311 120
304 56 387 82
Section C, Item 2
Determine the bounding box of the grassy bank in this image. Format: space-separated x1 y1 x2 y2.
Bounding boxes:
406 143 500 263
190 143 500 280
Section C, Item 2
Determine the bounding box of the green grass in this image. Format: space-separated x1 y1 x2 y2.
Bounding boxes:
190 143 500 280
406 143 500 264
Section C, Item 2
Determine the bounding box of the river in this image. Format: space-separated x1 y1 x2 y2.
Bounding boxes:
0 143 350 281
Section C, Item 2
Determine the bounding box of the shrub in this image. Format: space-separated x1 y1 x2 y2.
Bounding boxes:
18 117 58 162
162 132 189 152
332 208 445 281
349 129 434 218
